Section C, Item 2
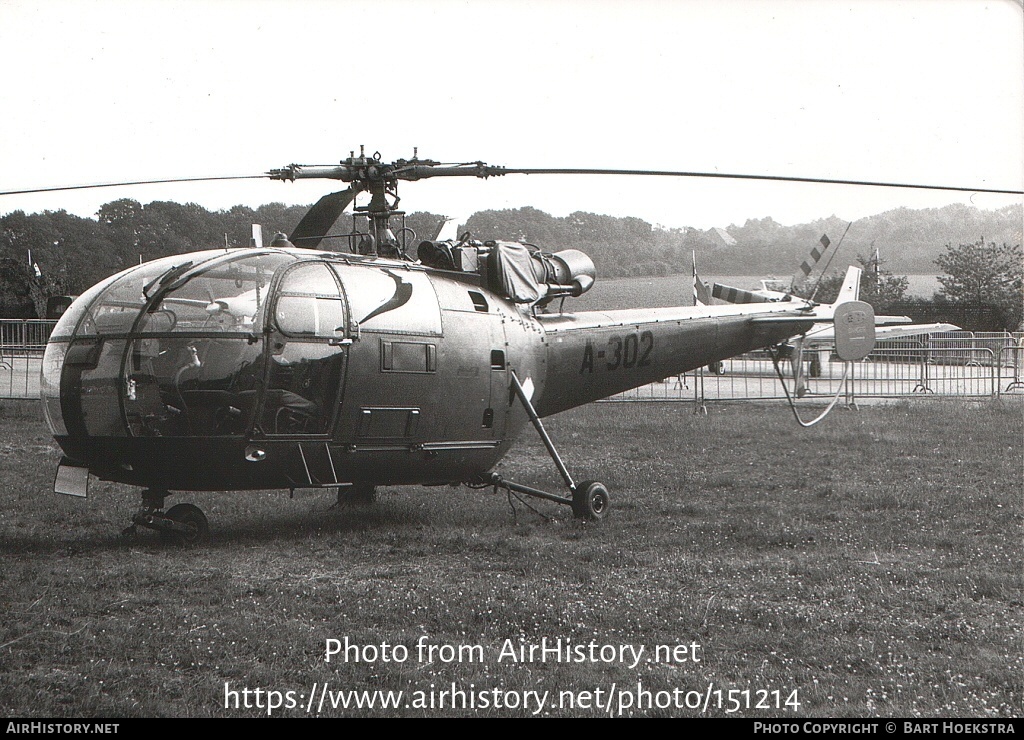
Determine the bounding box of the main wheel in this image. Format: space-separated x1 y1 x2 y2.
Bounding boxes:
161 503 210 546
572 481 610 521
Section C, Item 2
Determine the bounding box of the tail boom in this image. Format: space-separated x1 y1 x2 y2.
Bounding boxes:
534 305 815 416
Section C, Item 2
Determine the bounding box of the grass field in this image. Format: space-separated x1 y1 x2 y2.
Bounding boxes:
0 397 1020 718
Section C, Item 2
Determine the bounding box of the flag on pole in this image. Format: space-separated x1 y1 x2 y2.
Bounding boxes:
693 251 711 305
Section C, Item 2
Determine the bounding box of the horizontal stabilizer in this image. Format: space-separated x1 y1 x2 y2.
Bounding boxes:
874 314 914 326
874 322 958 339
749 312 818 325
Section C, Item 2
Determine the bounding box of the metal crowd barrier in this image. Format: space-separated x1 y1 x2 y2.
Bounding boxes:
0 319 55 400
607 331 1024 405
1 320 1022 403
999 343 1024 394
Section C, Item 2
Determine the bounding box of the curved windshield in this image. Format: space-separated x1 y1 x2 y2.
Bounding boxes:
49 250 304 438
48 271 125 341
120 252 297 436
144 252 295 334
73 251 227 338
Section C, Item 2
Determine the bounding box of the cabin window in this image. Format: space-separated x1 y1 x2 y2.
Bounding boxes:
124 336 265 437
74 250 226 337
275 296 346 339
331 264 442 336
261 262 348 436
273 262 346 341
146 252 293 333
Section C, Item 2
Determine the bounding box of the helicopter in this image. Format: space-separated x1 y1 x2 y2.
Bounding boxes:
15 147 1022 544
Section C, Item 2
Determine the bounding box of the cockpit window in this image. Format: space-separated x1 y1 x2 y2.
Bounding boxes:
48 271 124 341
51 250 302 439
273 262 346 340
145 252 294 333
74 251 227 337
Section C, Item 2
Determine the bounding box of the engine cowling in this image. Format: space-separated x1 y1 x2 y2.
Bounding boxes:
418 239 597 305
538 249 596 298
484 242 596 304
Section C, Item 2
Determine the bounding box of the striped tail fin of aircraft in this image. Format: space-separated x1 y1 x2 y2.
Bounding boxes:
711 233 834 304
794 233 832 288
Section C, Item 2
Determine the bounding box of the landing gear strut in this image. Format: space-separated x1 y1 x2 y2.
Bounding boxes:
486 371 610 521
123 488 210 545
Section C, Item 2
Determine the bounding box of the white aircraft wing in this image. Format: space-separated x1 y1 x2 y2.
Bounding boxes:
802 321 959 347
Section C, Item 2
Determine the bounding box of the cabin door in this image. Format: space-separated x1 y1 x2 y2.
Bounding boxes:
258 261 348 437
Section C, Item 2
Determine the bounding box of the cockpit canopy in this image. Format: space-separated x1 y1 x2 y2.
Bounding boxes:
43 248 449 446
50 250 295 341
43 251 296 439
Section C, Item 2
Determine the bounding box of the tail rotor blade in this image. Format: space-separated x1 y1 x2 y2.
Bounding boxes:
289 187 358 248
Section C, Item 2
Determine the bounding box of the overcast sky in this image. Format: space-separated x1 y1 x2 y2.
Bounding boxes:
1 0 1021 230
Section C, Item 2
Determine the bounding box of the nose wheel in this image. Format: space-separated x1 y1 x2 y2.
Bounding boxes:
124 489 211 546
159 503 210 546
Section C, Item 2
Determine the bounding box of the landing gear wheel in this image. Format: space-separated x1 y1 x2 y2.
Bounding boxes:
339 483 376 505
160 503 210 546
572 481 610 521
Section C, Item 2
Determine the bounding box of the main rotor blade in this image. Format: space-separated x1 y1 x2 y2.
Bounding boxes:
493 168 1023 196
289 186 358 249
279 161 1023 195
0 174 266 196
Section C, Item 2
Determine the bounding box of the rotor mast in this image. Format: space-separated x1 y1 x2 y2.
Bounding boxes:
268 147 516 255
268 146 502 256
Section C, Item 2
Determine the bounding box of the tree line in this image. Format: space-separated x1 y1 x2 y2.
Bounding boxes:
0 199 1020 329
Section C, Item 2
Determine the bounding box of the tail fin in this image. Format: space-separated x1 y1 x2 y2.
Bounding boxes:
833 265 862 305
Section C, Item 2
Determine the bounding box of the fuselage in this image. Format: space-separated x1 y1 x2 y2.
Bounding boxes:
42 247 813 493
